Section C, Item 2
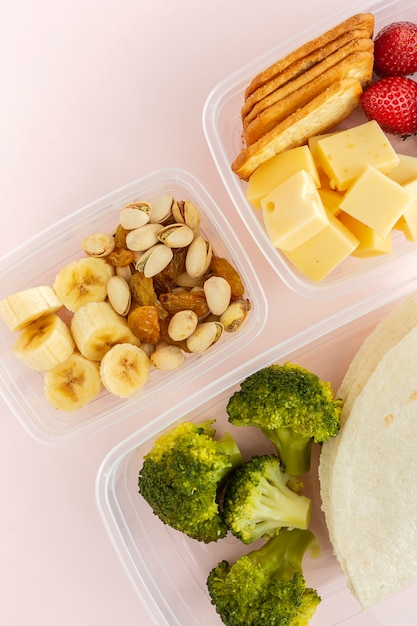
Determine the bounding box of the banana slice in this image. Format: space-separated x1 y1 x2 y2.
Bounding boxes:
53 257 114 312
100 343 150 398
71 301 140 361
0 285 63 332
13 313 75 371
44 351 102 411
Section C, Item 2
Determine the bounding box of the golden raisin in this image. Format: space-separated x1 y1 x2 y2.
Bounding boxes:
114 224 129 249
107 247 135 267
209 256 245 297
153 247 188 293
127 305 160 344
159 291 209 318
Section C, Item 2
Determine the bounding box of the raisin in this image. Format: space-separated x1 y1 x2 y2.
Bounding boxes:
209 256 245 297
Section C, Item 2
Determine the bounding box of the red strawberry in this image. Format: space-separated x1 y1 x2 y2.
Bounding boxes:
360 76 417 137
374 21 417 77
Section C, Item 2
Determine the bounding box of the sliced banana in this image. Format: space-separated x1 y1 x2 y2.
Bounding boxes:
53 257 114 312
0 285 63 332
12 314 75 371
71 301 140 361
99 343 150 398
44 351 102 411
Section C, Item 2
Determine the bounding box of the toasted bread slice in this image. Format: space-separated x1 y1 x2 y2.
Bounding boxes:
232 77 363 181
244 13 374 98
243 37 374 128
244 50 374 145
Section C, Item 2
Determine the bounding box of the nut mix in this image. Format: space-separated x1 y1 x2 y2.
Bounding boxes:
84 194 252 371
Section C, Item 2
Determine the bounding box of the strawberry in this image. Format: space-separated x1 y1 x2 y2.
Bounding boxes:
374 21 417 77
360 76 417 137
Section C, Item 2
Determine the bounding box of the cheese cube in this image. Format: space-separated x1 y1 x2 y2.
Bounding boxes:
316 120 399 191
338 211 393 257
339 165 413 237
318 172 344 215
247 145 320 209
282 210 359 282
387 154 417 186
308 131 339 170
260 169 328 251
395 178 417 241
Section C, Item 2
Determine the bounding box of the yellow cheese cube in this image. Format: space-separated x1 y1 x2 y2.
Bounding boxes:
308 131 339 170
318 172 344 216
395 178 417 241
387 154 417 186
339 165 413 237
261 169 328 251
316 120 399 191
282 210 359 282
338 211 393 257
246 145 320 209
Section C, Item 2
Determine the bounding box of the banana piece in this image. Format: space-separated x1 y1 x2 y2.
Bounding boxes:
53 257 114 312
44 351 102 411
0 285 63 332
99 343 150 398
71 301 140 361
13 313 75 371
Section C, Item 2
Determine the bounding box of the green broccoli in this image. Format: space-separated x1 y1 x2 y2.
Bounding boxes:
223 454 312 544
207 527 321 626
138 419 243 543
226 362 342 475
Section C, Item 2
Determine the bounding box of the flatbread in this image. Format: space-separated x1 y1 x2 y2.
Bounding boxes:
319 292 417 569
324 324 417 609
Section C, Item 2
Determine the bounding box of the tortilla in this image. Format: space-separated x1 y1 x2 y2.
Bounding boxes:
320 320 417 609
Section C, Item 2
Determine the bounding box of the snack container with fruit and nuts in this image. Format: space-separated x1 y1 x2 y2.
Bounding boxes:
0 168 267 444
203 0 417 299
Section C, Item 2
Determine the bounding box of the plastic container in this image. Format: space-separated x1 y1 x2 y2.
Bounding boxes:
96 274 417 626
0 168 267 444
203 0 417 299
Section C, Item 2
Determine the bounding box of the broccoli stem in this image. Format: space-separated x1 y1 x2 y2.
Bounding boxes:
257 477 311 532
262 426 312 475
249 528 320 582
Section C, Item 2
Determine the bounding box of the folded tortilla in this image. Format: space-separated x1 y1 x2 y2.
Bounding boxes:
319 301 417 609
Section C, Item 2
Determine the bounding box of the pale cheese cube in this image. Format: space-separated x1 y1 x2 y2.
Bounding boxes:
396 178 417 241
316 120 399 191
261 169 328 251
282 210 359 282
318 172 344 216
338 211 393 257
247 145 320 209
339 165 413 238
387 154 417 186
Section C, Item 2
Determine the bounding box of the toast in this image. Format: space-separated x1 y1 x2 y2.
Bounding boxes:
232 77 363 181
244 13 374 98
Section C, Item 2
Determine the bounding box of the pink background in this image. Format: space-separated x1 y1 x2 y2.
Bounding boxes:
0 1 387 624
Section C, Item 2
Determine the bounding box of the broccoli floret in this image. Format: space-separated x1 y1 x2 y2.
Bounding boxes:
223 454 312 544
207 528 321 626
226 363 342 475
138 420 243 543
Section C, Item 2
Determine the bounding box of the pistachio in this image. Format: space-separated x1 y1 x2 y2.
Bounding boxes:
150 343 186 370
125 223 163 252
220 297 251 332
136 243 173 278
172 200 201 235
168 310 199 341
203 275 232 316
107 275 132 316
175 272 202 289
149 194 174 223
157 223 194 248
80 232 115 257
186 321 224 353
115 264 133 282
119 202 151 230
185 235 212 278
